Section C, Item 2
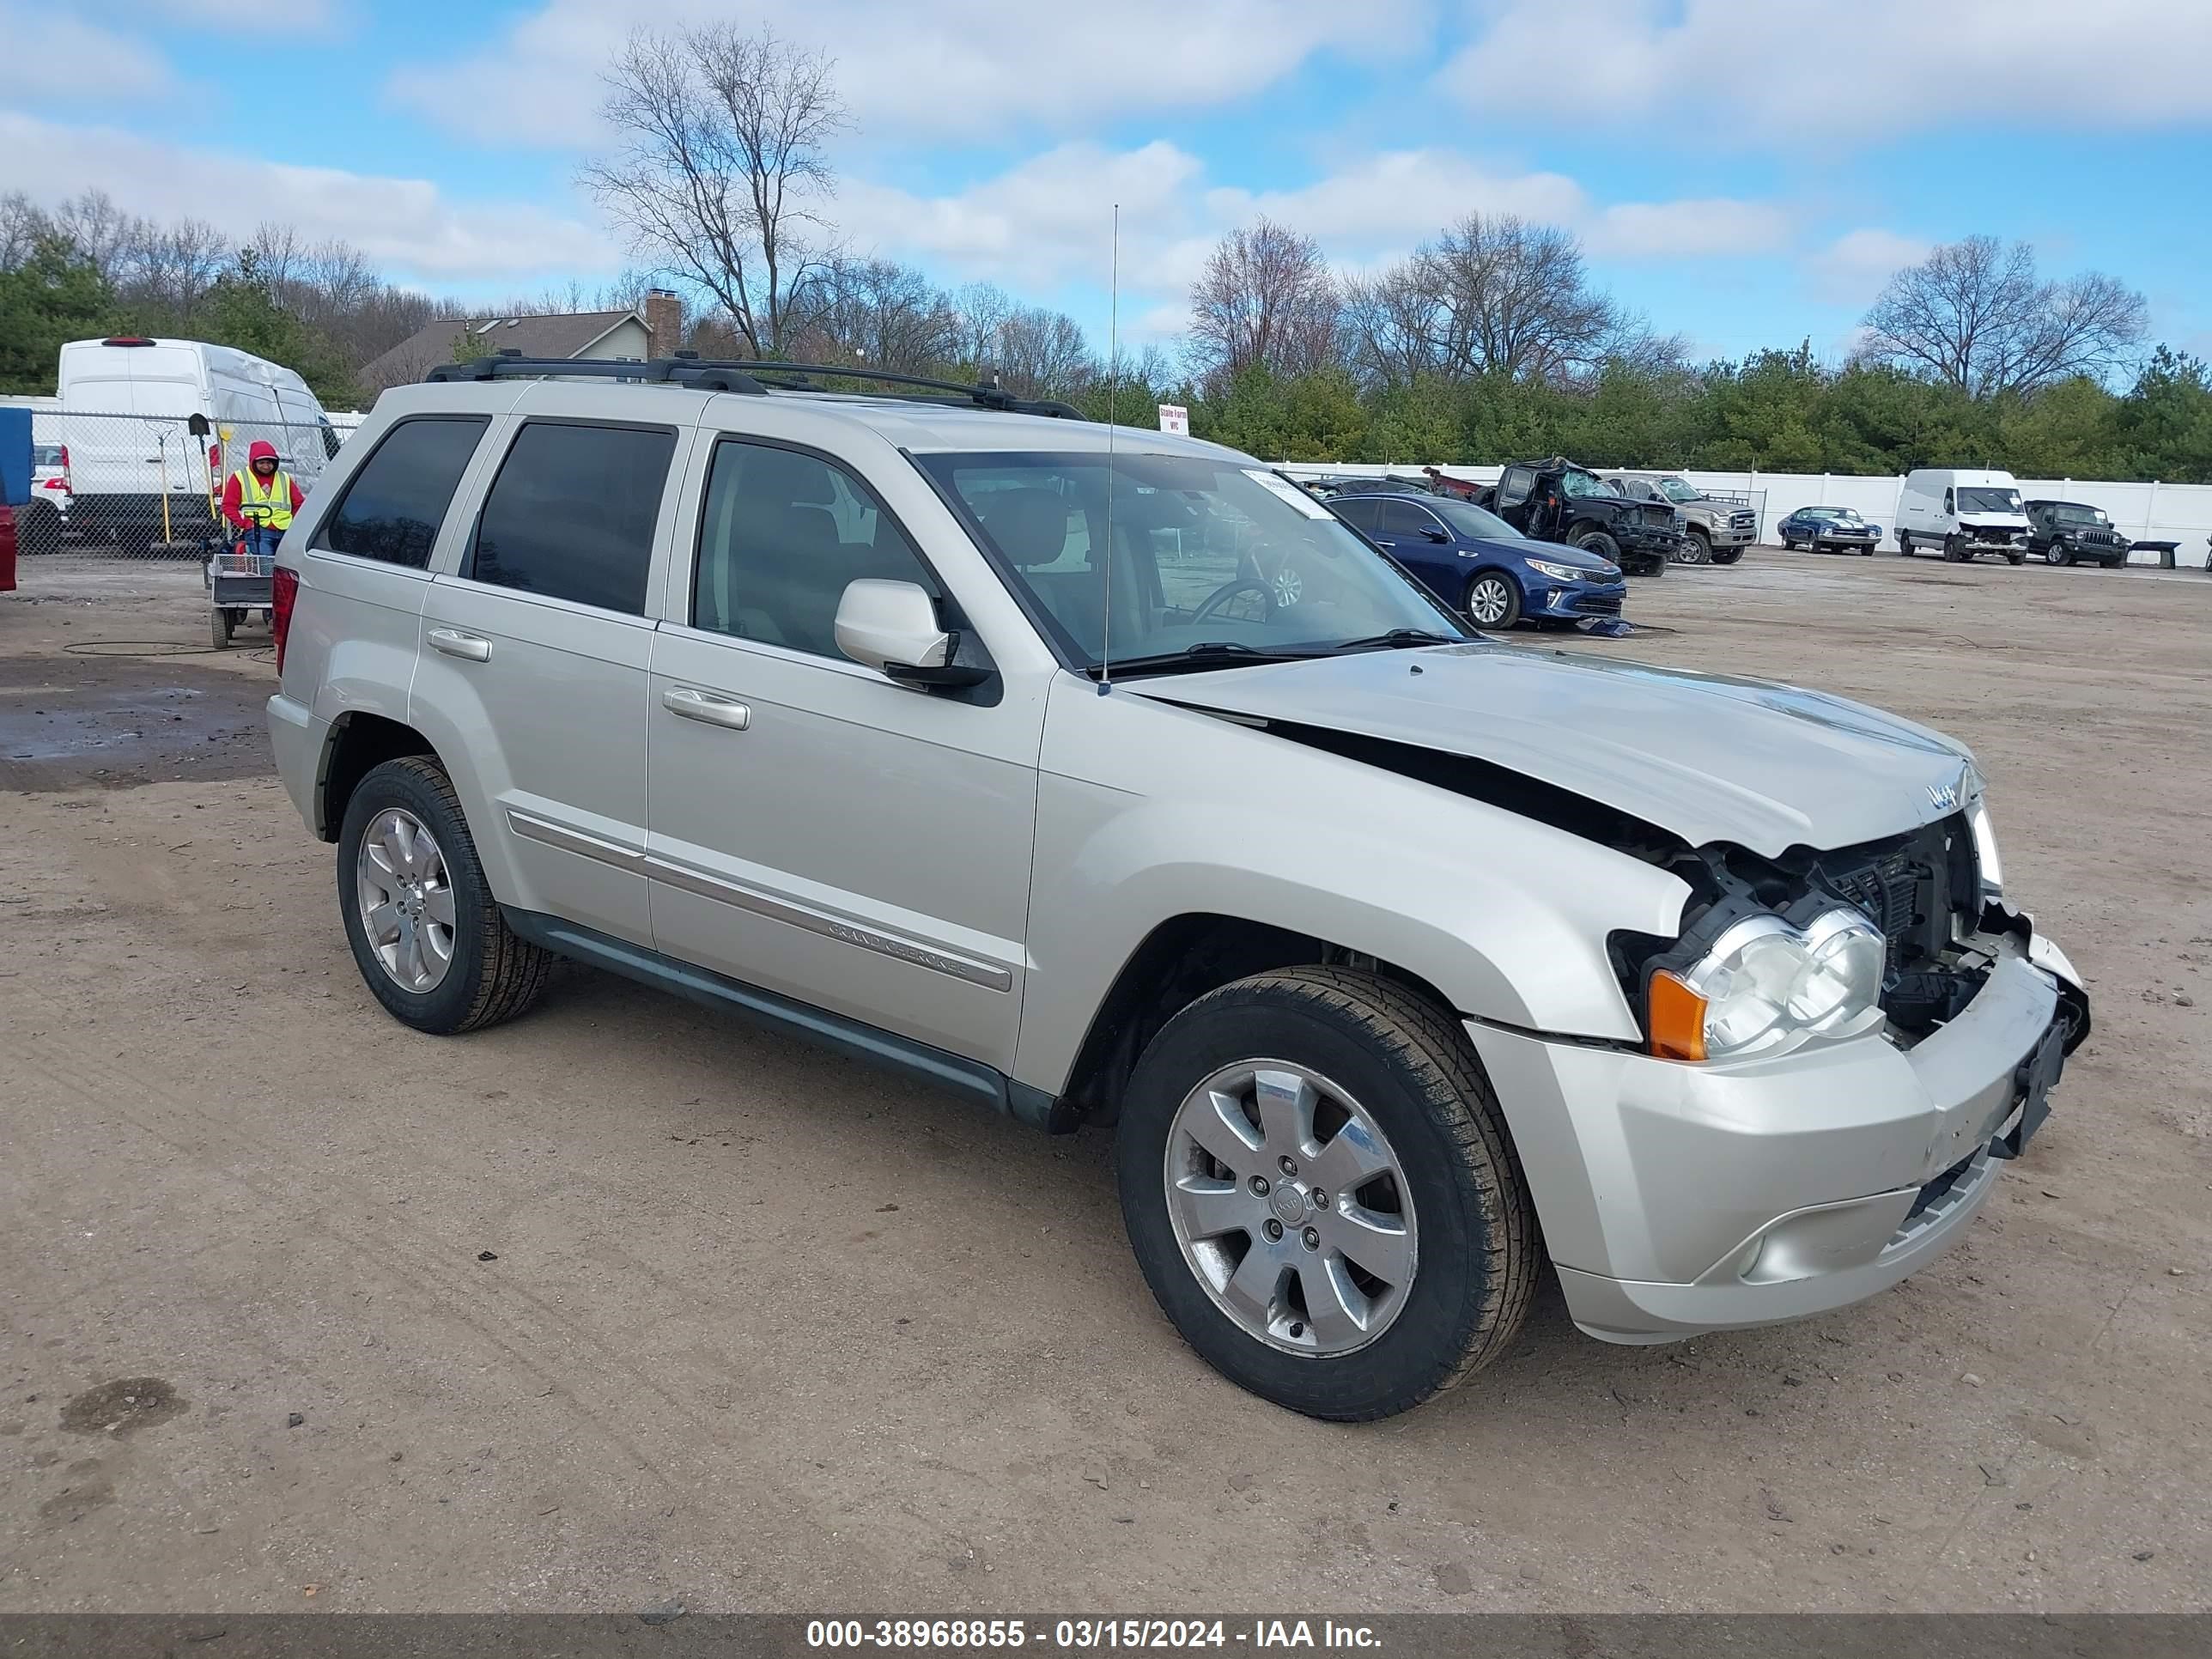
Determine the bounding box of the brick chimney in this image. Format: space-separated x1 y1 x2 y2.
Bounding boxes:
643 289 684 355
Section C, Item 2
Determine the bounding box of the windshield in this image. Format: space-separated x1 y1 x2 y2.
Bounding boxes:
1559 469 1617 500
2049 503 2109 526
1432 500 1522 541
1958 486 2023 515
917 451 1465 671
1656 477 1701 503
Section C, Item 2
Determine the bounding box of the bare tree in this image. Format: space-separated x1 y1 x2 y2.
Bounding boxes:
994 307 1097 399
1188 217 1339 385
1859 236 2148 398
792 258 961 374
1341 214 1644 387
581 24 846 358
951 281 1016 371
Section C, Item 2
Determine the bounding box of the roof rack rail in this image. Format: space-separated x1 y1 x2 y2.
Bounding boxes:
423 350 1089 420
426 351 767 393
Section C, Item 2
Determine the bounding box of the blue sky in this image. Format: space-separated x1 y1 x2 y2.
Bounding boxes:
9 0 2210 369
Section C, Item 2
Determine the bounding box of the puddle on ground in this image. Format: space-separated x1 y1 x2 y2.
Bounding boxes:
0 657 271 791
58 1376 186 1437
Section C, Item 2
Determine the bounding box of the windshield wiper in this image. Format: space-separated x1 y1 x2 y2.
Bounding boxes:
1091 641 1327 679
1327 628 1467 653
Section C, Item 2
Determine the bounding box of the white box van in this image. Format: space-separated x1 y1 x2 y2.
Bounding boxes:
1894 468 2029 564
56 337 338 553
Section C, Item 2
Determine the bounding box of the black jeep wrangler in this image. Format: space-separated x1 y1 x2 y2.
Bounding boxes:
2024 500 2131 568
1480 457 1685 575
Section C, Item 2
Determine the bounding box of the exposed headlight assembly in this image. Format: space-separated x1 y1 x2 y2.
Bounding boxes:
1966 793 2003 899
1648 908 1888 1062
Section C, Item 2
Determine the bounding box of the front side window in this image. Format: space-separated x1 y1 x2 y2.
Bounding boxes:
692 440 939 658
1380 500 1441 540
1434 500 1522 541
313 416 489 569
468 422 674 615
1497 466 1535 508
916 450 1463 672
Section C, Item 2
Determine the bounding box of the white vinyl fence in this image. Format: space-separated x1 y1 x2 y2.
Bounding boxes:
1273 461 2212 568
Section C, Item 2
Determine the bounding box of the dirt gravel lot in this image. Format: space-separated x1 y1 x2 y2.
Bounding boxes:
3 549 2208 1614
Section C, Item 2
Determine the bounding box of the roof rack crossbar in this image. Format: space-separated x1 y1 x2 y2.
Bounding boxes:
422 353 1088 419
426 355 768 393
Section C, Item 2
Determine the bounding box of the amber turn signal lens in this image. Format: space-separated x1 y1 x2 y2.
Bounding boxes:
1648 969 1708 1062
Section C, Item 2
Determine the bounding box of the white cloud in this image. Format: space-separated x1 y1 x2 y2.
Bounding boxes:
1589 198 1790 259
2 3 173 103
1807 228 1933 305
389 0 1429 148
1436 0 2212 142
842 143 1790 316
0 112 617 283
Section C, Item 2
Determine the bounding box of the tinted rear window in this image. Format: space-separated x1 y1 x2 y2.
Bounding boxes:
314 416 489 568
467 422 675 616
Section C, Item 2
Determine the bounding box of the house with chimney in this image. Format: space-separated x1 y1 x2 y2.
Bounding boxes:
358 289 685 394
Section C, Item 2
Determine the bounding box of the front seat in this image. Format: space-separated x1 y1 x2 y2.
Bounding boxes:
979 488 1103 652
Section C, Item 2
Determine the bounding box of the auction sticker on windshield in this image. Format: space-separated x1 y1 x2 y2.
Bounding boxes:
1243 469 1334 519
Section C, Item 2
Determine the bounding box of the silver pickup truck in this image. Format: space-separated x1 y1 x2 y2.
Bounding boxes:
1605 471 1759 564
265 356 2091 1420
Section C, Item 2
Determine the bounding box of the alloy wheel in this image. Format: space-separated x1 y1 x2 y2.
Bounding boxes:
356 807 458 993
1468 576 1513 626
1163 1060 1418 1357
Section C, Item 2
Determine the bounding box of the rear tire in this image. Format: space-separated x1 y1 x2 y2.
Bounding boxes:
1116 966 1539 1421
1897 533 1912 557
337 757 552 1036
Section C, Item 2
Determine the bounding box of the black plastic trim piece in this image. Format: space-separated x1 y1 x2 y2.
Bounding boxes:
501 908 1078 1133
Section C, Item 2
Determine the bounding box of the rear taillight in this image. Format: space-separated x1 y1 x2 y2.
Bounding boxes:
271 565 299 674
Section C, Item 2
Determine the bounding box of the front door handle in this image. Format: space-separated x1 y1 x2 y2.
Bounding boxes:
663 686 751 731
428 627 491 662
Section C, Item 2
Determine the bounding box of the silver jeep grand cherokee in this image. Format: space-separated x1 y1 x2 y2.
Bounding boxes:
266 356 2090 1420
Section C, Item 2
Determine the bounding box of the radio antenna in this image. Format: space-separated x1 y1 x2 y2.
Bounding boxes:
1098 202 1120 694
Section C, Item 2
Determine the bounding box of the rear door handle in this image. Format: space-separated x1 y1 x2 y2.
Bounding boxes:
428 628 492 662
663 686 751 731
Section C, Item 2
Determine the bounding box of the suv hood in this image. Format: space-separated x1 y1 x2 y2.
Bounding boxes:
1125 644 1972 858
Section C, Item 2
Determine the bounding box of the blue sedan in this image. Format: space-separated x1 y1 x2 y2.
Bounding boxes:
1328 492 1628 630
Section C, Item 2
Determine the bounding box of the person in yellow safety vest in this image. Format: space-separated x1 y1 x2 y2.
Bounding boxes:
222 440 303 560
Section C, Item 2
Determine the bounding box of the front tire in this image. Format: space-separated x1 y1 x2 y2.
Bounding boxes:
337 757 552 1036
1464 571 1522 630
1679 528 1712 565
1116 967 1539 1421
2046 540 2073 567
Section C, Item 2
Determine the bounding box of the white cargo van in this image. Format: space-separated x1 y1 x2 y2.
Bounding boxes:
55 337 337 553
1894 468 2029 564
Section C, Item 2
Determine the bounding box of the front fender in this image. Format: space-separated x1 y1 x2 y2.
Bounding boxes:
1011 676 1692 1095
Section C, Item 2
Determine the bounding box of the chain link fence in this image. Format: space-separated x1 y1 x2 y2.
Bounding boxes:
17 411 346 560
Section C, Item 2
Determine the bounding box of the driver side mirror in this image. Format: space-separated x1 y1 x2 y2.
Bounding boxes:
835 580 990 690
1423 526 1450 543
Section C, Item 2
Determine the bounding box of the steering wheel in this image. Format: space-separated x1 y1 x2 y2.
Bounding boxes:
1190 578 1274 626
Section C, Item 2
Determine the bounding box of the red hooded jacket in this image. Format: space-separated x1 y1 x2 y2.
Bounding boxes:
221 440 305 531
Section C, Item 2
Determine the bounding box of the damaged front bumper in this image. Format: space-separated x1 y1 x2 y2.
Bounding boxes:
1466 927 2089 1344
